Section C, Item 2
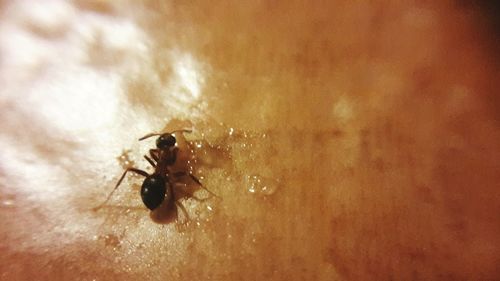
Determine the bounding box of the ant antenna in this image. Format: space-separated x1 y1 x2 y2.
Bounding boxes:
138 129 193 141
200 185 222 199
138 133 161 141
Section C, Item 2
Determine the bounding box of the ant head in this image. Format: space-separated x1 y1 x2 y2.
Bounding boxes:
156 133 176 150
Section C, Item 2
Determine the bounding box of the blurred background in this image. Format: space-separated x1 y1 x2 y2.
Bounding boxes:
0 1 499 280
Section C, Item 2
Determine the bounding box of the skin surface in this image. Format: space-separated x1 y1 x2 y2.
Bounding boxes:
0 1 499 280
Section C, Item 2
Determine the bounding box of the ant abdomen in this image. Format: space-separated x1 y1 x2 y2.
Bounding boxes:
141 174 171 210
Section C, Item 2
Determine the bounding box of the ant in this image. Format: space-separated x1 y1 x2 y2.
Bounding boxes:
93 129 217 221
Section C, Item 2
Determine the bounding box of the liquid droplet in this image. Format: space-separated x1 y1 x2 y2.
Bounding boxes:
245 174 279 196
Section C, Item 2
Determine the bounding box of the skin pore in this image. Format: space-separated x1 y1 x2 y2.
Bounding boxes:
0 1 499 280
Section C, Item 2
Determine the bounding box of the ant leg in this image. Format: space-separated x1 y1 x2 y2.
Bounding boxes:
175 201 190 222
173 182 211 202
149 149 160 162
173 171 221 198
144 155 156 168
93 168 149 211
139 133 161 141
170 129 192 134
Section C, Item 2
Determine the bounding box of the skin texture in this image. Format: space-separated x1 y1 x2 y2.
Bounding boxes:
0 1 499 280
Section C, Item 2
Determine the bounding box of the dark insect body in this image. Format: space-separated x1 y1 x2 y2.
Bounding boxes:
94 129 217 220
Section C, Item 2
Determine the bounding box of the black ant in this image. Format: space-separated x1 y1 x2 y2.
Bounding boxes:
93 129 217 221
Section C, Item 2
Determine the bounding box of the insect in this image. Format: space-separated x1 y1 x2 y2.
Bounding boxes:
93 129 217 220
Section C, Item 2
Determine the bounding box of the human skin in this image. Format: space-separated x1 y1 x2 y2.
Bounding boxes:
0 1 499 280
